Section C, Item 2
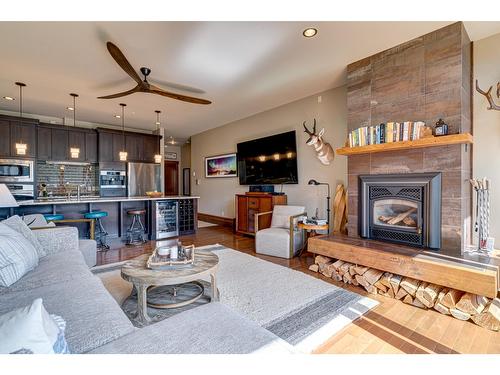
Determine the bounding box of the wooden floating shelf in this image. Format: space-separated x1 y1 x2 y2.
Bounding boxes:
336 133 473 156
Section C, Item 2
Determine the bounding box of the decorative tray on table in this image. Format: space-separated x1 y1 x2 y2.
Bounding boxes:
146 243 195 270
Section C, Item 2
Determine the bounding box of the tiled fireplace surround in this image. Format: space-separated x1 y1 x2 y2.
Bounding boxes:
345 22 472 252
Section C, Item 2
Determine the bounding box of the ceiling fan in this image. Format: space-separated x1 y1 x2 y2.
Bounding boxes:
97 42 211 105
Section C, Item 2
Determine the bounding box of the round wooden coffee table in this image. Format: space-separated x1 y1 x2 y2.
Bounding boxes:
297 222 329 256
121 249 219 325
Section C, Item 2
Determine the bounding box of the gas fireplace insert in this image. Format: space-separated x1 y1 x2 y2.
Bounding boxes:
359 173 442 249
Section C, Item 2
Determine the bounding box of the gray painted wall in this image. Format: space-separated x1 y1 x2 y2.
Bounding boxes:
190 86 347 219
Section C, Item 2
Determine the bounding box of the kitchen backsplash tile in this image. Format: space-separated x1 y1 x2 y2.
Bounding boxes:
36 162 99 197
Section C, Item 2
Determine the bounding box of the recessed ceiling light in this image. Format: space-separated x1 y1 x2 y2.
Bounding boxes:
3 96 15 101
302 28 318 38
66 107 74 111
114 115 121 118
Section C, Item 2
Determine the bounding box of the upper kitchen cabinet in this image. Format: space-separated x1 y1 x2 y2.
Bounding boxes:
98 128 125 162
97 128 161 163
38 123 98 162
125 134 144 162
50 128 69 161
0 115 38 159
0 119 11 157
85 132 97 163
143 135 160 162
37 125 52 160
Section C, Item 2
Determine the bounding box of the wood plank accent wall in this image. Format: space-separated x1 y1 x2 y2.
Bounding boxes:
347 22 471 135
346 22 473 251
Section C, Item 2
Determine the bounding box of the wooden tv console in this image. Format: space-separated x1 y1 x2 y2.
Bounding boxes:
235 193 287 236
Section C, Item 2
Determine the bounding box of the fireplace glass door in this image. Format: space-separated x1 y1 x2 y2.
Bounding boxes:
372 199 419 231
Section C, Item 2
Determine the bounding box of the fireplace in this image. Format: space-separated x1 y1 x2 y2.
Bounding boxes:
359 173 442 249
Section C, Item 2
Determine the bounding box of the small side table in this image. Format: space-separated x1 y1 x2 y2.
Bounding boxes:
297 222 329 257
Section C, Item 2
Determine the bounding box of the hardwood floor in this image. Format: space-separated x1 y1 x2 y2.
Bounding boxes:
96 226 500 354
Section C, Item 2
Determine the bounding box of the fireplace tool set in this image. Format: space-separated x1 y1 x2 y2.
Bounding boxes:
470 178 493 252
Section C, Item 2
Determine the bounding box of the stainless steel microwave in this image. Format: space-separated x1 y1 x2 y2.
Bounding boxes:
0 159 34 183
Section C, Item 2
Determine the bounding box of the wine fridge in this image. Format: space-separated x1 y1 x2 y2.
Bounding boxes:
154 200 179 239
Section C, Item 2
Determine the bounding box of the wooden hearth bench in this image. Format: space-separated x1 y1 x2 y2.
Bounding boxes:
308 234 500 331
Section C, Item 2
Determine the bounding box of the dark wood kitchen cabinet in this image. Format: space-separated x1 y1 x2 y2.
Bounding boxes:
51 128 69 161
125 134 143 162
37 126 52 160
97 128 161 163
0 119 11 157
98 131 113 162
85 132 97 163
143 135 160 162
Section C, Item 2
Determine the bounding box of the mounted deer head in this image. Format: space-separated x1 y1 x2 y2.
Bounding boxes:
303 119 334 165
476 79 500 111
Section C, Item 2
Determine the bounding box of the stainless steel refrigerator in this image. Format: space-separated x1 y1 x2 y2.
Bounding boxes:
127 162 161 197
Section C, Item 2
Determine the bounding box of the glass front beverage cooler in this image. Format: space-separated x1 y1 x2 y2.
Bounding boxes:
155 200 179 239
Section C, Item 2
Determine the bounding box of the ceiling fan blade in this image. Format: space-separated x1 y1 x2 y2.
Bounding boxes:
97 85 140 99
149 85 212 105
106 42 142 84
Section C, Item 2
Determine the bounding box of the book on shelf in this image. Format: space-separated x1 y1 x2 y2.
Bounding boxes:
348 121 426 148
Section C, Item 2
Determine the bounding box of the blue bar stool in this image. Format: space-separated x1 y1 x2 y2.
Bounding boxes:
44 214 64 222
84 211 109 250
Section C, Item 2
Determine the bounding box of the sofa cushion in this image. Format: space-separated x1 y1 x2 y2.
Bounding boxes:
89 302 294 354
0 251 91 295
79 239 97 268
0 276 135 354
32 226 79 256
2 215 47 258
0 223 39 287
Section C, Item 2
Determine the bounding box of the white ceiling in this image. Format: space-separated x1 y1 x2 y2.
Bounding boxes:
1 21 499 139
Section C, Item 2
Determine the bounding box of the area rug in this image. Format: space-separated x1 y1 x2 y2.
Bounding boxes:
94 244 378 352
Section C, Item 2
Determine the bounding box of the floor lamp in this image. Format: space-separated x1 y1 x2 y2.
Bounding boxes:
308 179 330 231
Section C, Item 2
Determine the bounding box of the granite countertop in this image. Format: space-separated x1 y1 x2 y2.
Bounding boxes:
18 195 199 206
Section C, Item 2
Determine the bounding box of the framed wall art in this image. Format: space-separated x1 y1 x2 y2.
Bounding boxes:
205 153 237 178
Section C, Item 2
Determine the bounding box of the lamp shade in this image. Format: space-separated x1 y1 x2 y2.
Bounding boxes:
0 184 18 208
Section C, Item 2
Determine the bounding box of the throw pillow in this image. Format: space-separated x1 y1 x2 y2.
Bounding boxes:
0 223 39 287
271 214 291 229
2 215 47 258
0 298 59 354
50 314 70 354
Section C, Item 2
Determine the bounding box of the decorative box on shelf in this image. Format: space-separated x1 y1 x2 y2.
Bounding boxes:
147 243 195 269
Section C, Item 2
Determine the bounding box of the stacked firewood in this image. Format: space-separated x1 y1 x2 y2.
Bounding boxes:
309 255 500 331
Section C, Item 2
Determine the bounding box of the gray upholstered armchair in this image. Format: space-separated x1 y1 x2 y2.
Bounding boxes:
255 205 307 259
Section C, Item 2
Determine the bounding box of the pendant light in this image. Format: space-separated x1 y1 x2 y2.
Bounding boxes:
118 103 128 161
69 93 80 159
153 110 162 163
15 82 27 156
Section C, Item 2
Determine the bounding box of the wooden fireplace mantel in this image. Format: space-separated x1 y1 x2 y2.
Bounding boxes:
336 133 473 156
308 234 499 298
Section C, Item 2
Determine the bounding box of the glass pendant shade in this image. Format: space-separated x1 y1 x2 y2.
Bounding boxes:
119 151 128 161
69 93 80 158
119 103 127 161
15 143 27 155
15 82 27 156
153 110 162 163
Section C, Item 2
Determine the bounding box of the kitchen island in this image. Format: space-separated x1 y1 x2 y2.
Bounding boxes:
3 196 199 241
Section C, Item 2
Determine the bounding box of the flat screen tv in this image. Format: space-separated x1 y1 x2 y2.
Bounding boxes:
237 131 298 185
